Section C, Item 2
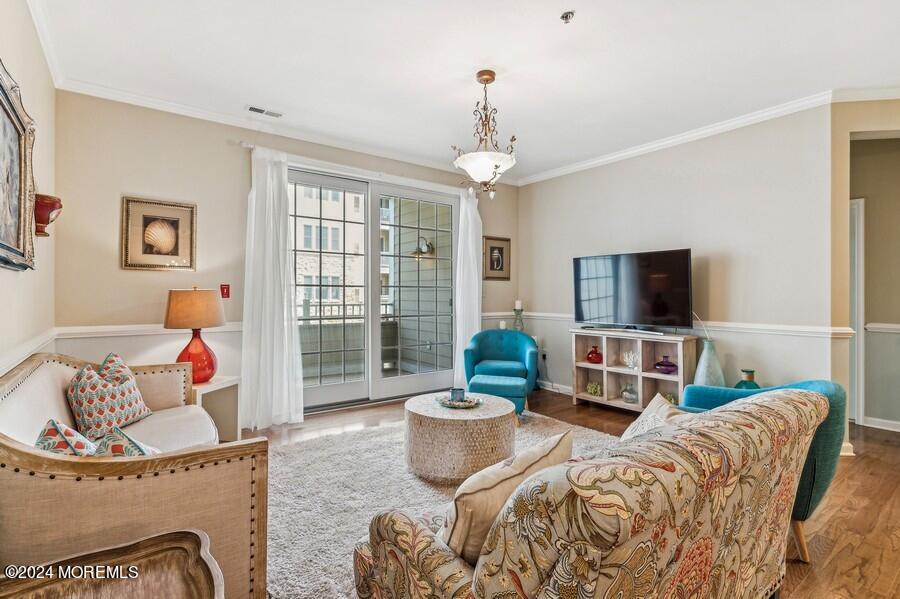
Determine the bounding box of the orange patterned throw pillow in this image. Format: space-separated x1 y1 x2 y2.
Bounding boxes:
95 426 160 457
66 353 152 441
34 419 98 456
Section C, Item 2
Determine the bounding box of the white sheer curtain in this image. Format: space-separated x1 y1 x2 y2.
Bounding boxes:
240 147 303 429
453 188 483 388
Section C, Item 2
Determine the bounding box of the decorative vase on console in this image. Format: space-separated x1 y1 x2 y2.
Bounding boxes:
734 369 760 389
513 299 525 332
586 345 603 364
692 314 725 387
695 339 725 387
654 355 677 374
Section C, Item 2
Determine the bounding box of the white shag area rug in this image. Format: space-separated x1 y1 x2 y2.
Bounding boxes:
266 410 618 598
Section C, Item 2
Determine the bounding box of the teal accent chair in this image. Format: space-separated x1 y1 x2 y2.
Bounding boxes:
682 379 846 563
464 330 538 414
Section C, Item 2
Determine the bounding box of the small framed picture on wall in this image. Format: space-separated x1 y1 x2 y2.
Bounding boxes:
483 235 511 280
121 196 196 270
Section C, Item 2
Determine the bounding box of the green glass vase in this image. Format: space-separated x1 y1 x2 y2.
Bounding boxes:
734 369 760 389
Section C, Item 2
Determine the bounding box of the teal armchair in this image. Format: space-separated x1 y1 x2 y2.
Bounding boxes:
682 379 845 563
464 330 538 414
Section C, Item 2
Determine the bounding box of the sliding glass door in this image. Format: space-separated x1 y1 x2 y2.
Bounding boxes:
290 170 458 409
368 183 458 400
290 170 369 408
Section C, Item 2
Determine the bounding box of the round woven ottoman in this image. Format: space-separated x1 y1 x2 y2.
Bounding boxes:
404 392 516 483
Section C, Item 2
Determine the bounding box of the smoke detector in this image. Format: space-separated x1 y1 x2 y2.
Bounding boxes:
247 105 283 118
560 10 575 24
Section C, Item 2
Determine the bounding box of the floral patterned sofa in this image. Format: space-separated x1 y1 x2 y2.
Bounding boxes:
353 389 828 598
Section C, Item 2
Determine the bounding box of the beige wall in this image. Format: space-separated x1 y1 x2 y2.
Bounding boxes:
55 91 518 326
514 106 837 390
517 106 833 325
850 138 900 322
0 0 56 357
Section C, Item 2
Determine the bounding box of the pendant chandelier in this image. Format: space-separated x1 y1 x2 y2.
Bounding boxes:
452 69 516 199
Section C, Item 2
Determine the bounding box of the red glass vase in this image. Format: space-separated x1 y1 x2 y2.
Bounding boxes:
177 329 218 384
586 345 603 364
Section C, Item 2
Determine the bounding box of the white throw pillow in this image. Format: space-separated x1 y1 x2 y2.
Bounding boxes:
620 393 688 440
441 430 573 565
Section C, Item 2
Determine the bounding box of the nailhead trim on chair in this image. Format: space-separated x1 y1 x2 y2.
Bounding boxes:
1 452 263 597
1 356 192 404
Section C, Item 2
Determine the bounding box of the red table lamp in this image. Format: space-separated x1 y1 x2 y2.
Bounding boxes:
164 287 226 384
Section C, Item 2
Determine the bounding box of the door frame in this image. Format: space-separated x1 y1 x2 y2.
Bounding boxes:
850 197 865 424
286 152 465 409
367 182 460 401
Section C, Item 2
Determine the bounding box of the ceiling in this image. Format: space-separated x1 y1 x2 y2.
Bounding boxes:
29 0 900 184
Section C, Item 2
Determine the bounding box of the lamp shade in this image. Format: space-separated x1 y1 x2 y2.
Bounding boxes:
164 288 226 330
453 151 516 185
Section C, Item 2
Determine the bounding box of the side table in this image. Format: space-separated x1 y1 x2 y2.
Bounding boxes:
192 376 241 442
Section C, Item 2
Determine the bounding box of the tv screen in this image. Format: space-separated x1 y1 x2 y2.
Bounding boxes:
573 249 692 328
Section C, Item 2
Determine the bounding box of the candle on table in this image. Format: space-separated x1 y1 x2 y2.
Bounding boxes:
514 299 523 310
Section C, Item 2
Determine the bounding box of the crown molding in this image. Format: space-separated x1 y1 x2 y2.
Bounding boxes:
517 91 835 185
831 87 900 103
26 0 472 180
22 0 900 190
55 76 479 181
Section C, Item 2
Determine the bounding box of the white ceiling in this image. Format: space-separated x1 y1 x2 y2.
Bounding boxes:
29 0 900 184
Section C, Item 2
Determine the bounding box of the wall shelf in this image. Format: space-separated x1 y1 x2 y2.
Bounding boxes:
571 328 697 413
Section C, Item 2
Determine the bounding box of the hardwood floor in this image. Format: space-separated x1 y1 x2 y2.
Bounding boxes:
247 388 900 598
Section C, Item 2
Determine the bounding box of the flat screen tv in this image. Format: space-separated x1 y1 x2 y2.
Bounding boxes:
573 248 692 328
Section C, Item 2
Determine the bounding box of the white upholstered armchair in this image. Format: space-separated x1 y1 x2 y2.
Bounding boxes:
0 353 268 599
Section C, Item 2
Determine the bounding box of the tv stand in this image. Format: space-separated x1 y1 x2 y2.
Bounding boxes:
570 328 697 413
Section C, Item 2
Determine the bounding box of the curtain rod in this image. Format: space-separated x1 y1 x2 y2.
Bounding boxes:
231 139 465 197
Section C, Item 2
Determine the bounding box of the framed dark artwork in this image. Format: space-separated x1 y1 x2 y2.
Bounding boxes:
483 235 510 281
121 196 196 270
0 57 36 271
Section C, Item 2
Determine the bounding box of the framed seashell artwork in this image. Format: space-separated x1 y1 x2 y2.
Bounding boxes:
121 196 196 270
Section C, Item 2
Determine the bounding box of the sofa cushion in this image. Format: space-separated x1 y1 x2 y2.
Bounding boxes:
474 359 527 379
66 353 152 440
34 419 97 456
122 405 218 452
96 426 161 457
441 430 573 565
620 393 688 440
468 374 528 398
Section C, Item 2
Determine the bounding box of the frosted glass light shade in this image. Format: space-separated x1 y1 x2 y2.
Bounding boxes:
453 151 516 184
164 288 226 329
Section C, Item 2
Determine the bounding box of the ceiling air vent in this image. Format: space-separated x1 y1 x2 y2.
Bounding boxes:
247 105 283 118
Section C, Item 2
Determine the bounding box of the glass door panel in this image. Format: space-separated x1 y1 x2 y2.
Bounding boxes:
290 170 369 409
369 184 458 399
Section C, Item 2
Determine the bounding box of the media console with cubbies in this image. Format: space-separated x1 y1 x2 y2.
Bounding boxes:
571 328 697 412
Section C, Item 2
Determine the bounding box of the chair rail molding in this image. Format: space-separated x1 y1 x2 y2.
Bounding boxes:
864 323 900 334
509 312 854 339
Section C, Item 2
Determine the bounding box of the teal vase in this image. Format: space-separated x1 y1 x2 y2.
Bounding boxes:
735 369 760 389
694 339 725 387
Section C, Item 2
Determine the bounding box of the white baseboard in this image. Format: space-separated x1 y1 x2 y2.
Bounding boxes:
536 379 572 395
862 416 900 433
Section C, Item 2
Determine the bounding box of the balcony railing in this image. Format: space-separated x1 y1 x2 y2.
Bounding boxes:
297 301 395 319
